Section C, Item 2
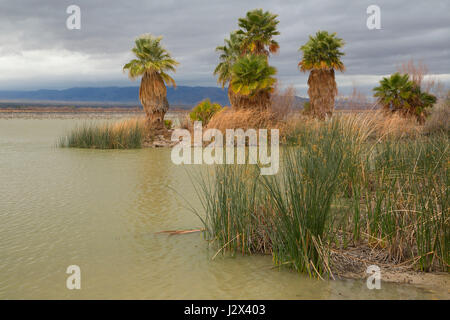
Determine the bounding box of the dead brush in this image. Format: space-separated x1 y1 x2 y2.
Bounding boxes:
206 108 280 132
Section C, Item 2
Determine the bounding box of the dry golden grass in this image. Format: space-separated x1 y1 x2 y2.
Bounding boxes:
369 111 422 139
111 117 146 130
179 113 193 131
59 117 146 149
205 86 296 133
204 107 424 145
424 99 450 134
207 107 280 131
280 109 423 144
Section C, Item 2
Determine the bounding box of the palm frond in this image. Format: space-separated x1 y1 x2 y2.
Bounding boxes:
123 34 179 86
298 30 345 72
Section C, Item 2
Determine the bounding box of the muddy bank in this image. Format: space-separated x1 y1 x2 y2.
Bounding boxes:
330 245 450 298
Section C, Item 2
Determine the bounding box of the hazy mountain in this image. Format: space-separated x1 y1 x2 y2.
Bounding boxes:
0 86 311 110
0 86 230 106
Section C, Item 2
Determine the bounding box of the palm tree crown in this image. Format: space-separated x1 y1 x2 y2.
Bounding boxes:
237 9 280 56
123 34 179 87
374 72 436 121
230 54 277 96
373 72 414 110
123 34 179 129
298 31 345 72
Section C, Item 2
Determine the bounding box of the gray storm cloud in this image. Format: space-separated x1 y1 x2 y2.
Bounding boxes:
0 0 448 94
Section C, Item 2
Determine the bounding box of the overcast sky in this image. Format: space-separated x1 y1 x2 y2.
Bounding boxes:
0 0 449 95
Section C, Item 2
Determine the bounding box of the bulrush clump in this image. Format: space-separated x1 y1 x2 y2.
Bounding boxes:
59 118 145 149
191 112 449 278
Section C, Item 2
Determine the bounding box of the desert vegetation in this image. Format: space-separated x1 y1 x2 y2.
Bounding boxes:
58 118 145 149
374 72 436 123
298 31 345 120
192 113 449 278
123 34 179 131
54 7 449 287
189 99 223 126
214 9 280 111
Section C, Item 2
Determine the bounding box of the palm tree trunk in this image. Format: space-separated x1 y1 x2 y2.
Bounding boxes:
139 71 169 129
307 69 337 120
235 90 271 110
228 86 240 109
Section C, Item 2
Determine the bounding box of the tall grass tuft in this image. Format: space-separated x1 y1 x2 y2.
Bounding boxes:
58 118 145 149
193 164 271 255
262 121 344 277
366 134 449 269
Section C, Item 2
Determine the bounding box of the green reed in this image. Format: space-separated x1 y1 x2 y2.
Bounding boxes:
58 119 144 149
261 120 344 277
192 164 270 255
192 115 449 275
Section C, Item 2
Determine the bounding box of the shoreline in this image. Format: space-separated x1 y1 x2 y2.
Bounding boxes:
329 244 450 297
339 269 449 298
4 113 448 295
0 108 188 120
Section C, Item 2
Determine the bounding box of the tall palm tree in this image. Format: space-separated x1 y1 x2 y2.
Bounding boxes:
214 31 243 108
230 54 277 109
123 34 179 129
237 9 280 57
298 31 345 119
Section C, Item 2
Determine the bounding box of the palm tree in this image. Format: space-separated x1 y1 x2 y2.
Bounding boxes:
298 31 345 119
411 87 436 123
230 54 277 109
237 9 280 57
373 72 414 113
123 34 179 129
214 31 243 108
374 72 436 122
214 9 279 109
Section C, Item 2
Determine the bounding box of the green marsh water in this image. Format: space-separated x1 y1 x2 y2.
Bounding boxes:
0 117 444 299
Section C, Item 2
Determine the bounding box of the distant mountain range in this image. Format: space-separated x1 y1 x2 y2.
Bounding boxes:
0 86 231 107
0 86 308 109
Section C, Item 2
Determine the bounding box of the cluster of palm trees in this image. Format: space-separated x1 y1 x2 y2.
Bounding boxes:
214 10 346 119
123 9 439 132
214 9 280 110
123 8 348 129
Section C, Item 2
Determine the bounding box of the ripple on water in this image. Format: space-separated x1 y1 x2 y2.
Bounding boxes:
0 118 443 299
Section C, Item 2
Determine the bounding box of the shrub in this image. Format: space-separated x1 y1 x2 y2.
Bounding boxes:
302 101 311 115
373 72 436 122
206 107 277 132
164 119 173 129
424 98 450 135
189 99 222 125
